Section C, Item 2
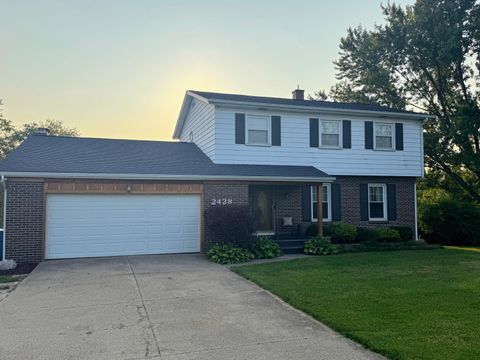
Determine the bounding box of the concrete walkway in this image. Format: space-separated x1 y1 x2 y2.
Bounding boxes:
0 254 383 360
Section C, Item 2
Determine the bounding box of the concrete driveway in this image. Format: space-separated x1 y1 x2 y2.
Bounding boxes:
0 255 382 360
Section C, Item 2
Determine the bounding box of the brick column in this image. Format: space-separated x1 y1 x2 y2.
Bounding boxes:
5 179 44 263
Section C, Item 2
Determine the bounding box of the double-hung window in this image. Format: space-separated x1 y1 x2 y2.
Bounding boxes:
320 120 341 147
368 184 387 220
311 184 331 221
246 115 270 146
374 123 394 150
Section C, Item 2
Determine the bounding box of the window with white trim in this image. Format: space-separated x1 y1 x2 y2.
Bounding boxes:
320 120 341 147
374 123 394 150
246 115 270 146
311 184 331 221
368 184 387 220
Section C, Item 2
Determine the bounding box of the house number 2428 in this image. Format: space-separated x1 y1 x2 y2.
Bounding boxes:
211 198 233 205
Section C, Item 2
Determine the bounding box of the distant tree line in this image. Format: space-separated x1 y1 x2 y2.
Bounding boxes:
0 100 79 159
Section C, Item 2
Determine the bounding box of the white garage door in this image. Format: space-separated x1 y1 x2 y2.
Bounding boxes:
45 194 201 259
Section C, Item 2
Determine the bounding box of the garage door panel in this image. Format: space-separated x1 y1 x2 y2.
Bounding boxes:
46 194 201 259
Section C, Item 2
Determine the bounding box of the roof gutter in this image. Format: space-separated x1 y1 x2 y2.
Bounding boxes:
174 91 433 139
206 98 433 121
0 172 335 184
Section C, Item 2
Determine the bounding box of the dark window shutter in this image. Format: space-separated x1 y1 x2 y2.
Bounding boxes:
310 118 319 147
342 120 351 149
387 184 397 220
365 121 373 149
331 183 341 221
271 116 281 146
235 113 245 144
302 186 312 221
395 123 404 150
360 184 369 221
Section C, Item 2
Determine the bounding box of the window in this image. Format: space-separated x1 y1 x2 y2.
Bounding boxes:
374 123 394 150
246 115 270 145
311 184 331 221
320 120 341 147
368 184 387 220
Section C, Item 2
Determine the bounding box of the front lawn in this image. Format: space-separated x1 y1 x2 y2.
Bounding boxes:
233 249 480 360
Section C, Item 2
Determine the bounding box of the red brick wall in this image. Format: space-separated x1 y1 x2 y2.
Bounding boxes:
203 177 417 243
274 186 304 234
5 179 44 263
335 176 416 228
203 183 249 246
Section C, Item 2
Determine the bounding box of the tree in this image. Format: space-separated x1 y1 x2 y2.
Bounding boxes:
315 0 480 202
0 101 79 159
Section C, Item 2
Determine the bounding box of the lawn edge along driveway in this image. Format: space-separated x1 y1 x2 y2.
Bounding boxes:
232 249 480 360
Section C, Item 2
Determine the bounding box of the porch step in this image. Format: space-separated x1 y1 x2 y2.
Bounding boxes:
281 246 305 254
275 239 308 254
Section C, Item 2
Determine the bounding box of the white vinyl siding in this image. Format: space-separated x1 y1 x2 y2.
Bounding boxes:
368 184 387 221
213 107 423 177
179 99 216 160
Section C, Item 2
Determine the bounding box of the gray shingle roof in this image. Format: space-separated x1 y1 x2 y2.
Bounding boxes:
191 90 425 116
0 134 330 180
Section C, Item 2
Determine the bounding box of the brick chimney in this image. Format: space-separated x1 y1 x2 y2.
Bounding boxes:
292 87 304 100
34 128 50 136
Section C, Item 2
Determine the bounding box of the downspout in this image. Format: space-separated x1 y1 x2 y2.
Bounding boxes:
414 181 419 241
0 175 5 260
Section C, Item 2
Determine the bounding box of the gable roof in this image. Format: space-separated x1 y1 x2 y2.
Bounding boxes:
0 134 333 182
173 90 432 138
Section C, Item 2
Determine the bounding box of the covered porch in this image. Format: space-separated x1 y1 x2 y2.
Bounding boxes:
249 183 329 250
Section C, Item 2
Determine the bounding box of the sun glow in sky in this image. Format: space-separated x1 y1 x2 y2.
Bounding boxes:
1 0 414 141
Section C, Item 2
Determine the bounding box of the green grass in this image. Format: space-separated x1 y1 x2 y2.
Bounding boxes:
233 249 480 360
0 275 17 283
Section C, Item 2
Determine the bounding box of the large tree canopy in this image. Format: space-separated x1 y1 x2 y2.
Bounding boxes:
315 0 480 202
0 101 79 159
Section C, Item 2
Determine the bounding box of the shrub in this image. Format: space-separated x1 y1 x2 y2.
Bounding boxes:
356 227 378 243
205 205 259 247
329 223 357 243
375 228 401 243
304 236 338 255
390 226 414 241
419 188 480 245
356 227 401 243
305 222 332 237
206 244 254 264
336 240 441 253
251 237 283 259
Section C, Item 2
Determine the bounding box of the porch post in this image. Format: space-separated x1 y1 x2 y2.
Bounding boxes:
317 183 323 236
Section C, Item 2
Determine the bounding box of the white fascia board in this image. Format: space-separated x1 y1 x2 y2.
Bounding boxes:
0 172 335 183
172 91 211 139
208 99 433 121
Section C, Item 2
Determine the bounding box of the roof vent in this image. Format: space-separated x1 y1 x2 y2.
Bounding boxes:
34 128 50 136
292 87 304 100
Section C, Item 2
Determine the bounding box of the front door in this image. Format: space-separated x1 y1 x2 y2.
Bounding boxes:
251 187 274 233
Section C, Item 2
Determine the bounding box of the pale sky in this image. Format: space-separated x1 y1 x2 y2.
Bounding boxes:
0 0 414 141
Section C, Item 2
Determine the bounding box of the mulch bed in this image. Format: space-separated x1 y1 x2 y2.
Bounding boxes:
0 263 38 276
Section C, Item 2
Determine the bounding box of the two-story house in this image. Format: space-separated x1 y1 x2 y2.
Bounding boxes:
0 89 429 263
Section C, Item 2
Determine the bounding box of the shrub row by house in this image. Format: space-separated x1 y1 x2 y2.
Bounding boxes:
306 222 413 243
207 237 283 264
